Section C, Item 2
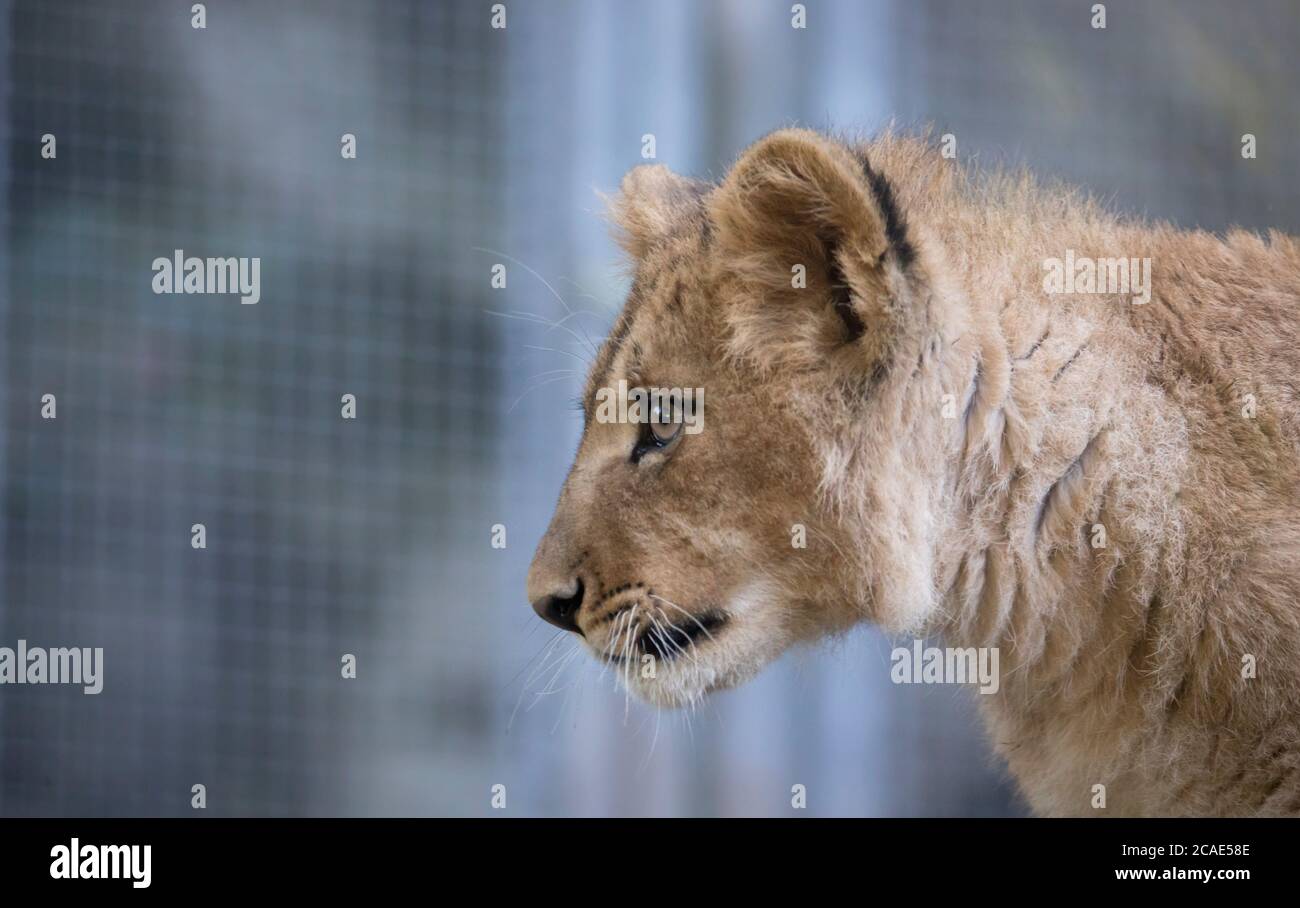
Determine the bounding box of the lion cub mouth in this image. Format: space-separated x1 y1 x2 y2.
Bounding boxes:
599 605 728 666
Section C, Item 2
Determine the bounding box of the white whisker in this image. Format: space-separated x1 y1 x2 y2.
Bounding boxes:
651 594 718 644
523 344 591 367
484 308 598 359
506 373 575 414
472 246 599 354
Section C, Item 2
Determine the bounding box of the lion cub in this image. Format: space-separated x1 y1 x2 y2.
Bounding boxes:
527 128 1300 816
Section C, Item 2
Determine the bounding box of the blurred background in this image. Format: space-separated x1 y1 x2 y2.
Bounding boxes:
1 0 1297 816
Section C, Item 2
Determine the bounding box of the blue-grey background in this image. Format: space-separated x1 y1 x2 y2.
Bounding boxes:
1 0 1296 816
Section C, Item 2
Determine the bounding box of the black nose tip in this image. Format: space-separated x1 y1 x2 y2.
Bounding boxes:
532 580 585 635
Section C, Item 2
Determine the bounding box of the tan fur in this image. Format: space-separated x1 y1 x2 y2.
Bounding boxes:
527 128 1300 817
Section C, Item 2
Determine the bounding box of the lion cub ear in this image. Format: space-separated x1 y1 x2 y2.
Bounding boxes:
607 164 706 259
708 129 916 369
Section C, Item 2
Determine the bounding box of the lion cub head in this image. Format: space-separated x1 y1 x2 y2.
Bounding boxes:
527 129 967 707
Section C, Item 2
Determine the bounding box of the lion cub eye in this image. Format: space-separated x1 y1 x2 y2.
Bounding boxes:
630 391 683 463
650 396 682 445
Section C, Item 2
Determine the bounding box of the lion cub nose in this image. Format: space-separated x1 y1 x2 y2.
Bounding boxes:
532 579 585 635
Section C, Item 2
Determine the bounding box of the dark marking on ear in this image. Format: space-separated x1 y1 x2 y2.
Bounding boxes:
859 155 916 269
825 245 866 342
